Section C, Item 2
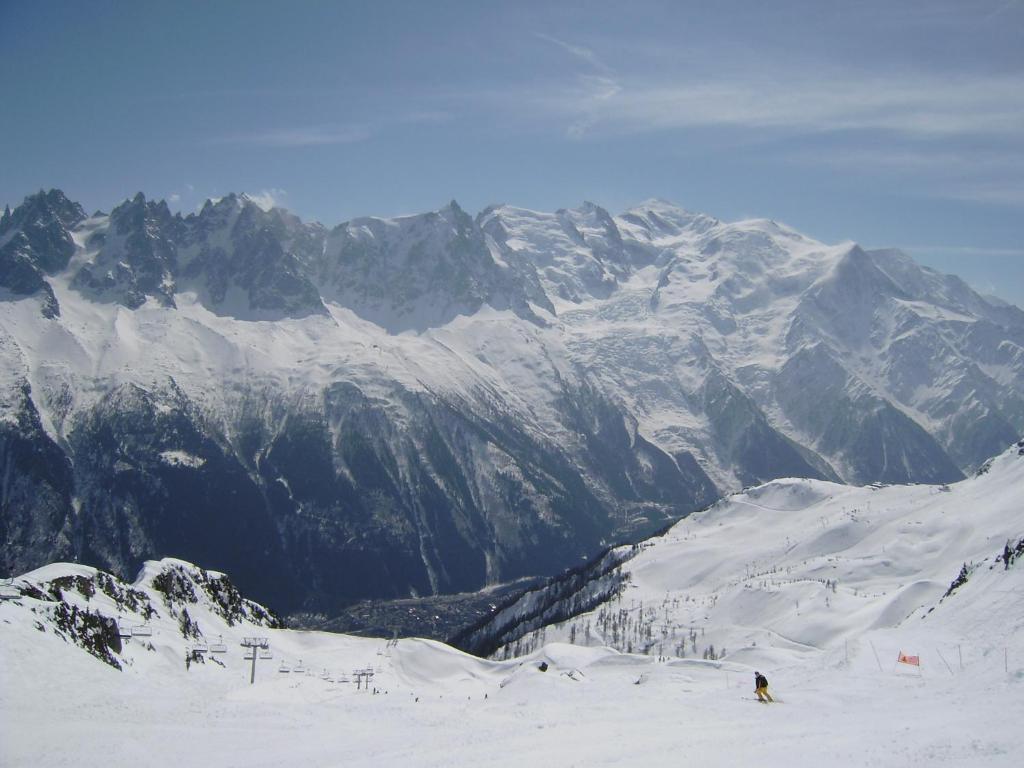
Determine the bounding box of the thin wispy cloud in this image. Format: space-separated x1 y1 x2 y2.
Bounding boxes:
938 181 1024 207
896 245 1024 258
401 110 453 126
534 32 612 73
783 147 1024 207
785 148 1024 174
215 124 372 148
211 111 451 148
525 72 1024 140
472 26 1024 143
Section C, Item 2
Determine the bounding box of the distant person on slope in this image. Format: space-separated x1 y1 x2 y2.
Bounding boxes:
754 671 773 703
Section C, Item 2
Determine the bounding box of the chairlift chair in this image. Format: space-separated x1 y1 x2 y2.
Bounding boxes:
192 640 209 654
278 662 291 673
293 661 306 673
131 624 153 637
258 647 273 660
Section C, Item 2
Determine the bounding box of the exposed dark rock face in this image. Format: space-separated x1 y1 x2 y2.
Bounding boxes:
1 189 1022 620
0 189 86 317
775 344 963 485
68 193 327 317
6 370 702 617
72 193 181 308
67 383 298 612
0 382 76 575
8 559 282 670
702 369 838 487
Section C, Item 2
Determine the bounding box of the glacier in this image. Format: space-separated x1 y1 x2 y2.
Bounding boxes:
1 189 1022 615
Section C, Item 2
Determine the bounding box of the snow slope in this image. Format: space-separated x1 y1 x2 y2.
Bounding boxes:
476 440 1024 667
3 189 1023 615
2 444 1023 767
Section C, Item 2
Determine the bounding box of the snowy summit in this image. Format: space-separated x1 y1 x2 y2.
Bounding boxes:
1 189 1023 617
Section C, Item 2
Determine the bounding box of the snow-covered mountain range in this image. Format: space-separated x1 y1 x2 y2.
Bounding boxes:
2 189 1023 615
2 441 1021 767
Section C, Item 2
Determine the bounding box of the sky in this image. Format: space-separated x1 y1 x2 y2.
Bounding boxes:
2 0 1022 305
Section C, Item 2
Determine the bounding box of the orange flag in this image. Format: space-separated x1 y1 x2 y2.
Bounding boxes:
897 652 920 666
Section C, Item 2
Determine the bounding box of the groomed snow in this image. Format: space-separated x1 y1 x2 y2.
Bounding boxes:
2 445 1023 766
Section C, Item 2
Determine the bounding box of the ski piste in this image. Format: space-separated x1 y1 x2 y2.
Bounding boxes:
2 441 1022 766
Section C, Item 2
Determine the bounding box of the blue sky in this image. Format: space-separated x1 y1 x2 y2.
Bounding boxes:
2 0 1022 305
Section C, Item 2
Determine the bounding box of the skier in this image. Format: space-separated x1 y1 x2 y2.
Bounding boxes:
754 671 773 702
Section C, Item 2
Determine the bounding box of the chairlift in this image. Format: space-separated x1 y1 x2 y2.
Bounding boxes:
131 624 153 637
292 661 306 674
192 640 209 654
278 662 291 673
117 623 134 638
209 636 228 654
243 650 256 660
258 647 273 660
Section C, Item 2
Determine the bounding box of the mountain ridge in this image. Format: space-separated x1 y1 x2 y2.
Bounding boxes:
1 188 1022 616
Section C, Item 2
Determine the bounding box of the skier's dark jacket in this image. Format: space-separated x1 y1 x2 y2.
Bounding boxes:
755 673 768 690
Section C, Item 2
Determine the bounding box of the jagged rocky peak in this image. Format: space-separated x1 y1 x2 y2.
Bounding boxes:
0 188 86 317
0 188 86 271
2 186 1023 618
196 192 243 221
438 198 473 228
560 200 619 240
110 191 177 231
559 201 642 269
2 188 87 236
189 192 291 245
61 190 326 318
71 192 181 309
322 199 541 331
